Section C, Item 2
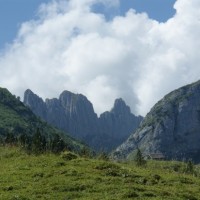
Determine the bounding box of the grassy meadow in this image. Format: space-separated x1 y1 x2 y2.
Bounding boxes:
0 146 200 200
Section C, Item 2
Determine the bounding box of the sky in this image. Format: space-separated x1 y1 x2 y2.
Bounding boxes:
0 0 199 116
0 0 176 49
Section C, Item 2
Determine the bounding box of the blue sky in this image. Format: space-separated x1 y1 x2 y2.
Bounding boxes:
0 0 49 49
0 0 175 50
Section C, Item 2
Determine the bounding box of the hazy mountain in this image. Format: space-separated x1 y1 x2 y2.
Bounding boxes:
24 90 143 151
112 80 200 162
0 87 85 152
99 98 143 150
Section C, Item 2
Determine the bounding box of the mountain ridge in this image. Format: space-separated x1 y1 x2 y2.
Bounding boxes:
0 87 85 152
24 89 143 152
112 80 200 162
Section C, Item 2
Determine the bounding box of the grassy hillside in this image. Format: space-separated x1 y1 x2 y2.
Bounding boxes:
0 147 200 200
0 87 85 152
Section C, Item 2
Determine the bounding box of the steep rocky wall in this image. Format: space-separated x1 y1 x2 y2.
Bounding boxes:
112 80 200 162
24 90 143 152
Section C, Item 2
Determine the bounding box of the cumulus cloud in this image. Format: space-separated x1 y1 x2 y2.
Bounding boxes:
0 0 200 116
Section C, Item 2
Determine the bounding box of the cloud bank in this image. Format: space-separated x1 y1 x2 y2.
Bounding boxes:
0 0 200 116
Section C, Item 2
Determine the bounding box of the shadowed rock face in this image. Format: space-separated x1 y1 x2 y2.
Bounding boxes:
112 80 200 163
24 90 143 152
24 89 47 119
0 87 86 152
99 98 143 145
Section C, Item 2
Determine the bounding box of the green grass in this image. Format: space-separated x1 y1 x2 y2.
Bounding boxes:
1 147 200 200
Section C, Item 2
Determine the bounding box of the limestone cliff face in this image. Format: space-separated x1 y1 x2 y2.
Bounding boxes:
113 80 200 162
24 90 142 151
99 98 143 149
23 89 47 119
0 87 86 152
24 90 98 139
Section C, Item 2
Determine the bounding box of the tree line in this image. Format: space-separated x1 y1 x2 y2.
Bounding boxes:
1 128 69 154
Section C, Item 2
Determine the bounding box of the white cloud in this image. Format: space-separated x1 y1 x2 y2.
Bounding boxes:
0 0 200 116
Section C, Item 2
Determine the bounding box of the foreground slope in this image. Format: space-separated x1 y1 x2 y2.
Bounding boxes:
0 87 84 151
24 89 142 151
113 80 200 162
0 147 200 200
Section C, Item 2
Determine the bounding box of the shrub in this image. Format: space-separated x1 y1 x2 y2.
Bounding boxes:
124 191 139 198
95 162 120 170
184 160 195 175
61 151 78 161
97 152 109 161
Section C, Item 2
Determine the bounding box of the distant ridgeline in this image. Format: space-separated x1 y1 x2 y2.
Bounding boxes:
112 80 200 163
24 90 143 152
0 87 86 154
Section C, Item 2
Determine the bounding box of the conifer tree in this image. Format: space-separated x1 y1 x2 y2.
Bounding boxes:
18 133 28 147
185 159 195 174
5 132 16 145
32 128 43 154
51 134 65 153
135 148 146 167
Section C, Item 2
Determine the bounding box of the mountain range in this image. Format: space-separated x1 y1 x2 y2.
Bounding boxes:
112 80 200 163
2 79 200 162
23 89 143 152
0 87 85 152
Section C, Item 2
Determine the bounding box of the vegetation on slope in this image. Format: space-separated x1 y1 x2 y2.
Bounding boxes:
1 146 200 200
0 87 86 152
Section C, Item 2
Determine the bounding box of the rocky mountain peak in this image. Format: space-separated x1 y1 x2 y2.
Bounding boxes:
24 89 43 106
24 89 47 119
24 89 35 105
23 90 143 152
59 90 95 115
111 98 131 115
1 87 85 153
59 90 75 108
112 80 200 162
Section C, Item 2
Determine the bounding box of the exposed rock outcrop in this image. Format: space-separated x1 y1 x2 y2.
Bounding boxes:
0 87 86 152
112 80 200 162
24 90 142 151
99 98 143 149
23 89 47 119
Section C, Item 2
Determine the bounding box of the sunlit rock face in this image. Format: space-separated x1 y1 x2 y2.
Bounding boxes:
113 80 200 163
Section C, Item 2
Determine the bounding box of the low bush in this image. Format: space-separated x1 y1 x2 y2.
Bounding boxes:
61 151 78 161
